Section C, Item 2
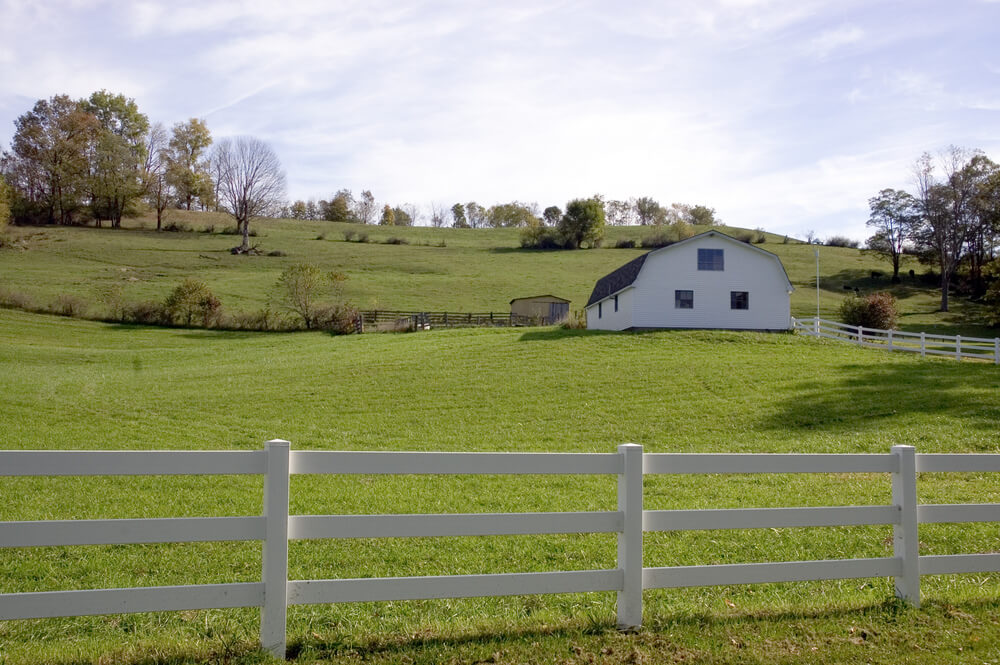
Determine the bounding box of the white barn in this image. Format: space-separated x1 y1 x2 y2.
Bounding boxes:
585 231 794 331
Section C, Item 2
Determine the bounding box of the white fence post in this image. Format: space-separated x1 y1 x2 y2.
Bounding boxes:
813 316 820 337
260 440 291 658
955 335 962 361
995 338 999 365
887 329 893 351
891 445 919 607
920 332 926 358
857 325 863 346
617 443 643 631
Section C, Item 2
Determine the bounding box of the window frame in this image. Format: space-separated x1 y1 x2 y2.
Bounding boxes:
730 291 749 310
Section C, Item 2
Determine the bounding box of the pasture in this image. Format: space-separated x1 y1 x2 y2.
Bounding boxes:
2 309 1000 663
0 212 991 336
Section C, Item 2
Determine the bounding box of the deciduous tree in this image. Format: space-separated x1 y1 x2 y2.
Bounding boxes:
143 122 172 230
166 118 212 211
211 136 287 253
559 197 606 248
865 189 917 283
451 202 468 228
353 190 377 224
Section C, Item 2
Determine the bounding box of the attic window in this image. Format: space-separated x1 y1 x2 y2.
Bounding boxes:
698 248 724 271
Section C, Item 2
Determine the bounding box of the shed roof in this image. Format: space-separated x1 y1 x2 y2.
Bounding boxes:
509 294 570 304
585 231 793 307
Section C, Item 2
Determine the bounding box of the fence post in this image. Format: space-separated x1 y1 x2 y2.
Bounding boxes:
813 316 820 337
920 332 926 358
891 445 919 607
260 439 290 658
617 443 643 631
887 329 893 351
857 325 863 346
995 338 999 365
955 335 962 361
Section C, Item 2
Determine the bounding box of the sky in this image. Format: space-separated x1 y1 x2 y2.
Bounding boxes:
1 0 999 240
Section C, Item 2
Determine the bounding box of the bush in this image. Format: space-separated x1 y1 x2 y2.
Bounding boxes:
839 292 899 330
162 221 190 233
357 232 369 243
825 235 860 249
640 232 674 249
124 300 170 326
520 224 565 249
384 237 409 245
342 230 356 242
560 310 587 329
614 238 637 249
313 303 360 334
163 279 222 327
50 294 88 318
267 250 287 257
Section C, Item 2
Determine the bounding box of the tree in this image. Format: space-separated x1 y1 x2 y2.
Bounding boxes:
429 202 450 227
465 201 487 228
289 200 308 219
542 205 562 227
212 136 287 253
166 118 212 211
277 263 347 329
865 189 917 283
392 205 414 226
635 196 666 225
487 202 538 227
322 189 356 223
559 197 606 248
81 90 150 228
9 94 97 225
0 174 11 232
379 204 395 226
688 205 719 226
164 278 222 327
353 190 377 224
399 203 420 226
143 122 173 230
911 148 980 311
605 199 636 226
451 202 468 228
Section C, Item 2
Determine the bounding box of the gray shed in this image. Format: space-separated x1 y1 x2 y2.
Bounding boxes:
510 295 570 324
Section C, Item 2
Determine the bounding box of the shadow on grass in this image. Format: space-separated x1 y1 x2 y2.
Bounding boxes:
760 358 1000 439
517 328 621 342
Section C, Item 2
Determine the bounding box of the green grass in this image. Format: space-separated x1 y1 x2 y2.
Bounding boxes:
1 212 993 336
2 309 1000 663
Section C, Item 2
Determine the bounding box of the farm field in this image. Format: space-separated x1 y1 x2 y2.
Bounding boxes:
1 212 992 337
2 308 1000 663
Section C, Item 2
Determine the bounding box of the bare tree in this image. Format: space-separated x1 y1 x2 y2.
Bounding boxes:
143 122 172 230
212 136 286 253
353 190 377 225
429 201 451 227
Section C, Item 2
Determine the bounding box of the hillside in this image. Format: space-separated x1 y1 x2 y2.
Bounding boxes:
0 211 993 335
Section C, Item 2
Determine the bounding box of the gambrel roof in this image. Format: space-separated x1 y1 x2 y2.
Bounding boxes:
585 231 793 307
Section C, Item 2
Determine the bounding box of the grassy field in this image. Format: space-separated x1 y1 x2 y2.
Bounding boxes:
2 309 1000 663
1 212 993 336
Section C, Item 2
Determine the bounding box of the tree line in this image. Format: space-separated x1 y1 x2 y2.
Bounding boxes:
0 92 286 253
864 146 1000 312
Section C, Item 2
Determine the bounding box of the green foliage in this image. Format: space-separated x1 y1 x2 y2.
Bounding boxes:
688 204 719 226
487 202 538 228
163 278 222 326
634 196 666 225
542 205 561 226
984 260 1000 327
640 221 695 248
558 197 605 249
322 190 356 223
379 204 395 226
839 292 899 330
276 263 347 329
451 202 468 228
0 175 11 232
166 118 213 211
825 235 860 248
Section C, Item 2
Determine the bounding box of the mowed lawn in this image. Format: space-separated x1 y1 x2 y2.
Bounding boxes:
3 309 1000 663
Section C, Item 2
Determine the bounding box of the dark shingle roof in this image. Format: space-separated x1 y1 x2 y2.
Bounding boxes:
586 254 647 306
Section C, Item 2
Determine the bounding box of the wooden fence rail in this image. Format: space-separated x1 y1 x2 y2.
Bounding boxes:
793 317 1000 364
356 310 557 331
3 444 1000 659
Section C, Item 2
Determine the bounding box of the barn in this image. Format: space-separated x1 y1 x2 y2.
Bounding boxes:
510 295 571 324
585 231 793 331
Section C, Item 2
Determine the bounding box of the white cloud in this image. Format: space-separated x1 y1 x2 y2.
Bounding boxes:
808 25 864 59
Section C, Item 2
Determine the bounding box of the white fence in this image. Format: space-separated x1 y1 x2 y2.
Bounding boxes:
793 317 1000 364
3 442 1000 659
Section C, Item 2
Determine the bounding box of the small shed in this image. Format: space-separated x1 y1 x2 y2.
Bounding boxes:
510 295 570 324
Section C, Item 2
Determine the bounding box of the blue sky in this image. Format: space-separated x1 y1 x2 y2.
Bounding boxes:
2 0 999 240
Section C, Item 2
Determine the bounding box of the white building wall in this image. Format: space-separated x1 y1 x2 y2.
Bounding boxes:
586 287 634 330
630 235 790 330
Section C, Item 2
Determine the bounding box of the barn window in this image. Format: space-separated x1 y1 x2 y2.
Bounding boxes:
614 295 619 312
675 290 694 309
698 248 724 271
731 291 749 310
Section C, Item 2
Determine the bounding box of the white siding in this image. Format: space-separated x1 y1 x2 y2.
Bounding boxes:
586 287 634 330
630 235 790 330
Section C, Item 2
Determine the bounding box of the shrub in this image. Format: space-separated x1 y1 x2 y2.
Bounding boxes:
124 300 170 326
520 224 565 249
163 278 222 327
384 236 409 245
839 292 898 330
342 230 356 242
162 221 189 233
357 232 369 243
51 294 88 318
267 250 287 257
0 287 36 311
560 310 587 329
315 233 326 241
640 232 674 249
825 235 860 249
202 225 215 234
753 228 767 243
314 303 360 334
614 238 637 249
